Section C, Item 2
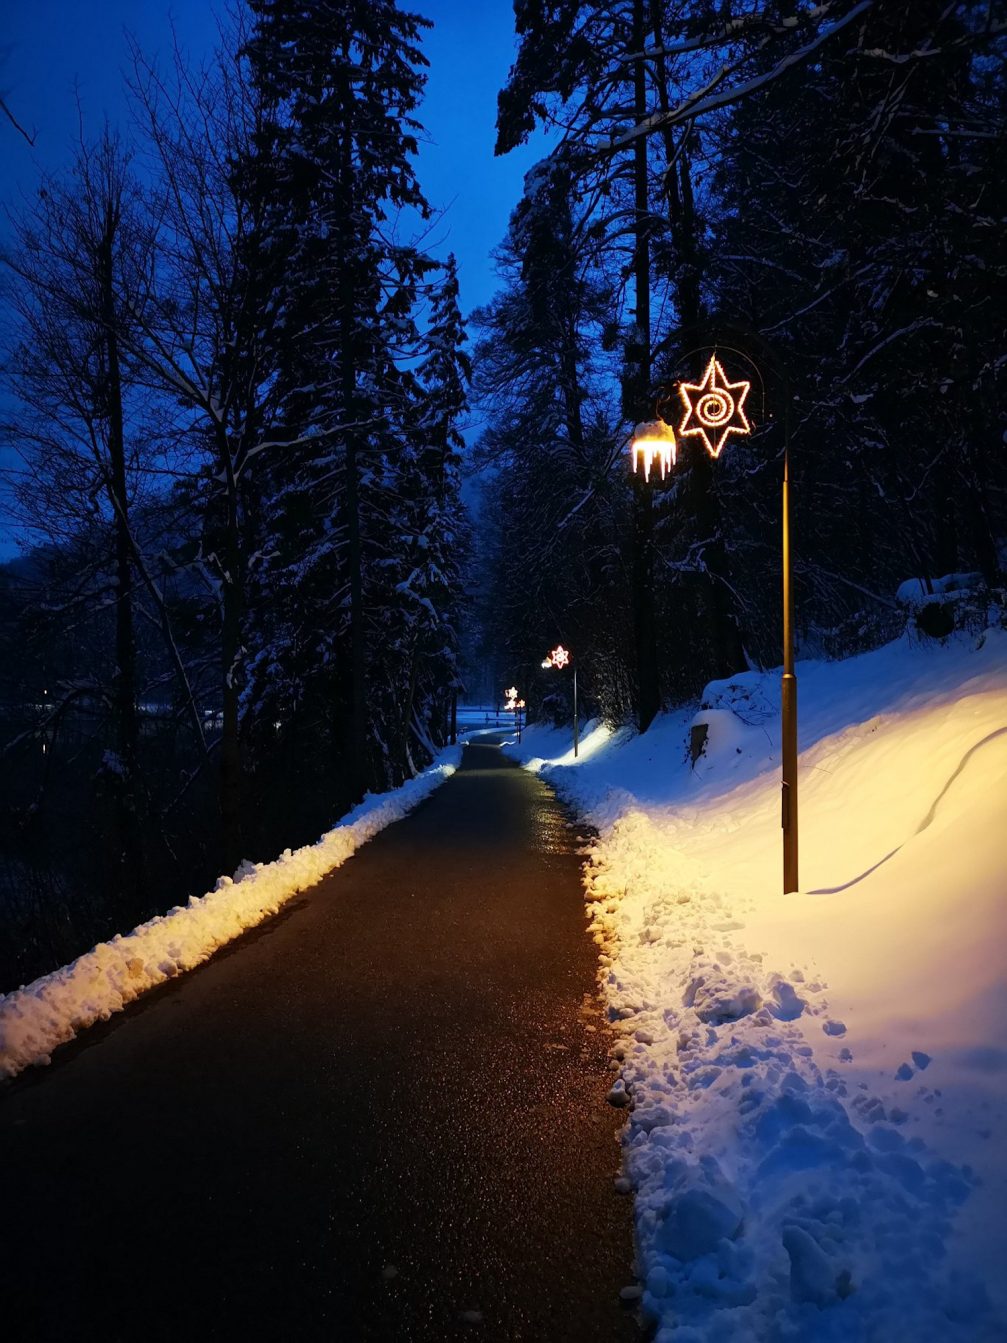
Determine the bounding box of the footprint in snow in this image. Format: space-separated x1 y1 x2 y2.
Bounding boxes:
768 980 805 1021
895 1053 932 1080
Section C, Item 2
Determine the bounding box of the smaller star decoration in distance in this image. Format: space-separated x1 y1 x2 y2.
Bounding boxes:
678 354 752 459
505 686 518 702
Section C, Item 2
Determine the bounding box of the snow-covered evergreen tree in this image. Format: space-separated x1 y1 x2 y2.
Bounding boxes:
239 0 464 805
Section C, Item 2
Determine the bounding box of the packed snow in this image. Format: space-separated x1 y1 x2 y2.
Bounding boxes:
505 620 1007 1341
0 747 461 1081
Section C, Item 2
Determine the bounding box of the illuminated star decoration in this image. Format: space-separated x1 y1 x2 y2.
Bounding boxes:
543 645 570 670
504 686 519 711
630 418 677 483
678 355 751 459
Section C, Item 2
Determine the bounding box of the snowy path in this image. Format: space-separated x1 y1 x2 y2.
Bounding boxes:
0 742 639 1342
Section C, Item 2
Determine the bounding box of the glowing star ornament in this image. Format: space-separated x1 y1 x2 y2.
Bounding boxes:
543 644 570 670
678 355 751 458
630 418 677 482
504 687 518 703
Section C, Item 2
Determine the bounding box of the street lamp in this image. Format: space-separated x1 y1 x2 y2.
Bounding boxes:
503 688 526 744
541 644 579 758
630 417 677 482
630 346 798 895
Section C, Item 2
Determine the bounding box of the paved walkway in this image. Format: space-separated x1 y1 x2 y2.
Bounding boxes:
1 741 641 1342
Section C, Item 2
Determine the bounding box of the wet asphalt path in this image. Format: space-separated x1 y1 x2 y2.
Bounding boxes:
1 741 641 1342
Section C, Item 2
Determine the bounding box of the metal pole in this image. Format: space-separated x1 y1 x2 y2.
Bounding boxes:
573 665 579 758
781 445 799 893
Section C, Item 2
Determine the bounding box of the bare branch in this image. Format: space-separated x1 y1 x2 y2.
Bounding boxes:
0 93 35 145
609 0 876 150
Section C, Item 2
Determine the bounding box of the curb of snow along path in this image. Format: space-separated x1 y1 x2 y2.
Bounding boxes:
0 746 462 1082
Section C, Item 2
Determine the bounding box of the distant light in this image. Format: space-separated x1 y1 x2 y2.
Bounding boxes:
630 418 677 482
678 354 751 458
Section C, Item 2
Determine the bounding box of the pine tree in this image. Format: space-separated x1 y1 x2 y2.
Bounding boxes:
241 0 448 805
705 0 1007 656
471 152 632 726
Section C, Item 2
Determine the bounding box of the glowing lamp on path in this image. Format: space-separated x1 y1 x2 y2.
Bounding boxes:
630 417 677 482
542 644 579 758
678 354 751 458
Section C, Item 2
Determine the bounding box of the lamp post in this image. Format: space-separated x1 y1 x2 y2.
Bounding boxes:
631 346 798 895
541 644 578 757
504 687 525 744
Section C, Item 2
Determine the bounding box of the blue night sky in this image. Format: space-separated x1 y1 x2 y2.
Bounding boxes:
0 0 554 557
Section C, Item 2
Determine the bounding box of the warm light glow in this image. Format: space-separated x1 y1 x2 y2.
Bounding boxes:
505 686 518 702
630 419 677 482
543 644 571 670
678 355 751 458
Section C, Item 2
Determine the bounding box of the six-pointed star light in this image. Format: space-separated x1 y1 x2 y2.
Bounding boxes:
678 355 751 458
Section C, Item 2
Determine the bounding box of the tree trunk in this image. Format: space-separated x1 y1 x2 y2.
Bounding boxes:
963 333 1003 587
98 204 144 906
219 424 244 872
337 66 369 798
629 0 660 732
650 7 746 680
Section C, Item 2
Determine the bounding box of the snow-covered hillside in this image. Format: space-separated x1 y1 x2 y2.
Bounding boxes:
505 624 1007 1341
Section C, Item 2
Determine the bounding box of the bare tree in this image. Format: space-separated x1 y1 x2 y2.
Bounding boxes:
2 131 152 903
124 26 298 868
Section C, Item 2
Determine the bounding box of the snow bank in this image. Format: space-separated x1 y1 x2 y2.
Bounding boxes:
896 571 983 609
0 747 462 1081
507 627 1007 1341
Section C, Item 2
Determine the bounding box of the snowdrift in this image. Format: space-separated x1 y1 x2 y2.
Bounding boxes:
507 625 1007 1341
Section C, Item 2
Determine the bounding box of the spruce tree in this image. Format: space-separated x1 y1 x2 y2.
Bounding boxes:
241 0 447 804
